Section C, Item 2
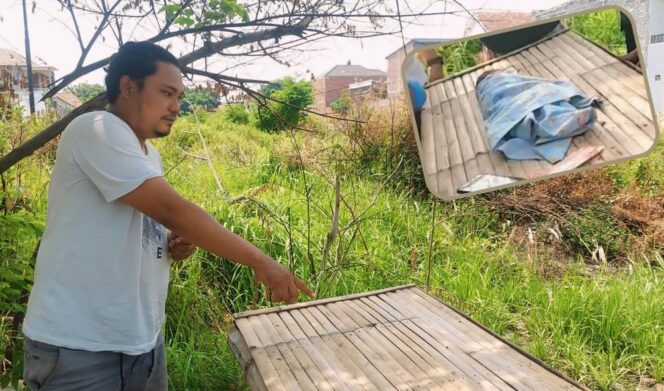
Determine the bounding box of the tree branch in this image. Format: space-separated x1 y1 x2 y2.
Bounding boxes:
75 0 123 69
0 94 107 174
64 0 85 51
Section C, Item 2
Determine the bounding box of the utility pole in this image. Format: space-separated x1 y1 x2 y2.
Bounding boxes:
22 0 36 114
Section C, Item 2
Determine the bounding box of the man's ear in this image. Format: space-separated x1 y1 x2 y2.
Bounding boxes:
118 75 135 100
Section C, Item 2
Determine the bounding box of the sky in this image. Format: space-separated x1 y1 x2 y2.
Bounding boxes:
0 0 571 87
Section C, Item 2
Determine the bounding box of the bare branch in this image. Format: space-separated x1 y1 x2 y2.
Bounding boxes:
185 67 363 124
181 67 270 85
321 176 341 272
64 0 85 51
4 0 469 176
75 0 123 69
177 19 311 65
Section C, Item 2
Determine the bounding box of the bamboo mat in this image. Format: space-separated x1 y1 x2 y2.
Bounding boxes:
229 285 588 390
418 29 658 200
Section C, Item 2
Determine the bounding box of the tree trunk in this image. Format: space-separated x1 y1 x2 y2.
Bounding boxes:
0 94 107 175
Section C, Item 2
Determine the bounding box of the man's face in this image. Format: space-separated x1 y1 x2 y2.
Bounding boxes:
134 61 185 139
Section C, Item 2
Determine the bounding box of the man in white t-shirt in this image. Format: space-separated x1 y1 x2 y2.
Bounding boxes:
22 41 313 390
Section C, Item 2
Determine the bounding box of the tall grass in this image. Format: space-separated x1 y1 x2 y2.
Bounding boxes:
1 107 663 390
565 9 628 55
154 110 664 390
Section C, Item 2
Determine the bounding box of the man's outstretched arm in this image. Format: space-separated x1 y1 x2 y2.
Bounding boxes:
119 176 314 304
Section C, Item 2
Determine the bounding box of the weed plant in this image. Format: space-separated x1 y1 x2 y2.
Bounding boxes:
565 10 628 55
0 107 662 390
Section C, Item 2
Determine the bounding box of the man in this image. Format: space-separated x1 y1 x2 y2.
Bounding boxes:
22 41 313 390
618 11 640 67
405 48 442 131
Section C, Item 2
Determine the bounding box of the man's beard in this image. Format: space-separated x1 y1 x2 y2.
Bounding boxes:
154 128 170 138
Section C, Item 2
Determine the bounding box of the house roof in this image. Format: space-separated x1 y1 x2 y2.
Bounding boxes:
324 64 386 78
54 91 82 107
0 48 54 70
475 11 534 32
418 29 656 200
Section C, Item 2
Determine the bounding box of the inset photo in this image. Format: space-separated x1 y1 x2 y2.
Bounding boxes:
405 7 660 200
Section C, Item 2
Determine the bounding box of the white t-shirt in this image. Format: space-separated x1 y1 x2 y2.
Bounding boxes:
23 111 171 355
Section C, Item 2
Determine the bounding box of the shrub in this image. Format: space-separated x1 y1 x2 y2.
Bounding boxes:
565 10 627 55
181 87 221 114
255 77 313 132
221 103 251 125
66 83 105 103
435 39 483 76
330 92 352 114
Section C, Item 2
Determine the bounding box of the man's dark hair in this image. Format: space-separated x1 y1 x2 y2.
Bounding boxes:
105 41 180 103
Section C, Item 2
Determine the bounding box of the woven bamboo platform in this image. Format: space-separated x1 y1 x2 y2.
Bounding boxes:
417 29 658 200
229 285 588 390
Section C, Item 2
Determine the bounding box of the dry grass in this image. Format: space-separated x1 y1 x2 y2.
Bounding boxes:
484 168 618 223
612 187 664 256
484 166 664 266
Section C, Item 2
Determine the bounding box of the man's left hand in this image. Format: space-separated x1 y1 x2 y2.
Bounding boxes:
168 232 195 260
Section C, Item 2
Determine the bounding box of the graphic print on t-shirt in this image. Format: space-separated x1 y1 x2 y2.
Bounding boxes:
142 215 167 260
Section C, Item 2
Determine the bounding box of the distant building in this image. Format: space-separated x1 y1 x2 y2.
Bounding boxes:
53 92 82 116
348 79 385 98
385 38 449 98
312 63 386 112
0 48 56 115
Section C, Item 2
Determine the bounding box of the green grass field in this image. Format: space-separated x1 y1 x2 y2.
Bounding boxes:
1 9 663 388
4 104 662 390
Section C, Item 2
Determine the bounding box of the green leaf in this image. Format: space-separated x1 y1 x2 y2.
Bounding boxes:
174 16 195 27
27 221 44 236
204 11 223 21
11 302 26 313
160 4 183 21
237 8 249 22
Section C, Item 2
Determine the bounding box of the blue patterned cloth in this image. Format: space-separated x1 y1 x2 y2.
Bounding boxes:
476 69 597 163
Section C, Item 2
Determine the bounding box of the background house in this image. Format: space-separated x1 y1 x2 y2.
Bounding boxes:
312 63 386 112
0 48 56 115
52 91 82 116
348 79 385 98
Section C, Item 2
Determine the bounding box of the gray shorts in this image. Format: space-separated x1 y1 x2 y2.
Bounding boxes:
22 333 167 391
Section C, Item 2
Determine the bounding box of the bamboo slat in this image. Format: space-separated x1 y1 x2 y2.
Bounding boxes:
294 307 357 391
525 46 641 157
418 30 657 199
420 106 437 176
275 312 338 391
537 39 654 152
519 49 620 161
552 35 655 140
230 286 588 390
